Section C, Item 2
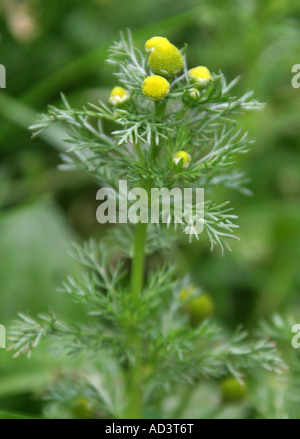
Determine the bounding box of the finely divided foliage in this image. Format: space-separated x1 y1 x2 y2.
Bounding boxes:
9 31 285 418
29 31 263 251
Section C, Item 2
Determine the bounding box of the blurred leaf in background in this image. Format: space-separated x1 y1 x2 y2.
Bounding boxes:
0 197 81 321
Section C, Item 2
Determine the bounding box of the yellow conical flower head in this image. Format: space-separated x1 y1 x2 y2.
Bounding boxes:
108 86 130 106
145 36 169 53
172 151 191 168
188 66 211 86
142 75 170 100
148 41 184 76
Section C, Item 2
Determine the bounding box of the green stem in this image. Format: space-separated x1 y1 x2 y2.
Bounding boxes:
172 385 194 419
125 99 168 418
125 224 147 418
150 100 167 161
135 142 144 162
125 347 143 419
125 190 149 418
130 220 148 302
155 99 167 117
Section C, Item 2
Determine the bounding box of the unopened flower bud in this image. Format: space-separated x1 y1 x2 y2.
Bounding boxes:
185 87 201 101
220 377 247 402
108 86 130 106
180 286 214 327
188 66 211 87
173 151 191 168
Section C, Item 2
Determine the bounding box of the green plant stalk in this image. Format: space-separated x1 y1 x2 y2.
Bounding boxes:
150 100 166 161
125 335 144 418
125 212 148 418
126 100 166 418
130 221 148 302
172 386 194 418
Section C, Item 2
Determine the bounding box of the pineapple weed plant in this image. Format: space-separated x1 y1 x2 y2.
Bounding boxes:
9 31 286 419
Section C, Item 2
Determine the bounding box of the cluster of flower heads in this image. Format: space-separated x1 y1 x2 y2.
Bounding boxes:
108 36 212 169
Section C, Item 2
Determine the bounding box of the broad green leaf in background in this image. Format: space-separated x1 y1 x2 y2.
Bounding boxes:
0 197 81 322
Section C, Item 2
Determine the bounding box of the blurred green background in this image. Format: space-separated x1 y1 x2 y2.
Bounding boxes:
0 0 300 418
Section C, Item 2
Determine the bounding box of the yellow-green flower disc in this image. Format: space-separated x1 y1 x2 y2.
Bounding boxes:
173 151 191 168
142 75 170 100
108 86 130 106
145 36 169 53
148 41 184 76
188 66 211 86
